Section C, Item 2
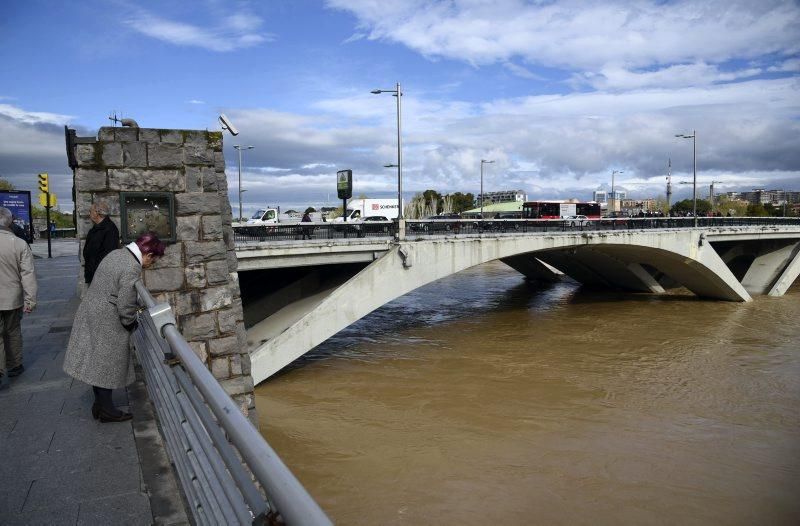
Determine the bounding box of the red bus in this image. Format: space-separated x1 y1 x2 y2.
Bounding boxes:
522 201 601 219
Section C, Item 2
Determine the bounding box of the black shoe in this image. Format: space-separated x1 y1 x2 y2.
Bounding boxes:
98 408 132 423
0 374 7 391
91 403 100 420
8 365 24 377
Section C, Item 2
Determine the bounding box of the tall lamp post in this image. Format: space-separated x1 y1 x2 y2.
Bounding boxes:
371 82 403 218
480 159 495 219
675 130 697 226
611 170 623 214
234 145 254 223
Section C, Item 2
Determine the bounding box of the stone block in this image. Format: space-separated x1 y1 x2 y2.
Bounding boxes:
185 166 216 193
180 312 217 340
173 290 200 316
102 142 123 167
160 130 183 144
230 353 243 376
208 132 222 151
185 240 227 264
187 340 207 363
76 144 96 165
98 193 121 215
115 127 138 142
75 192 94 216
214 151 226 172
219 376 254 397
184 144 214 165
77 217 94 238
201 215 223 240
148 143 183 168
239 352 252 376
144 267 184 292
211 357 230 379
75 169 107 192
226 249 239 273
122 142 147 167
175 193 221 215
215 169 229 192
151 242 182 268
205 260 230 285
138 129 160 142
185 264 206 288
208 334 239 357
217 305 238 333
176 215 200 241
198 285 233 312
183 130 208 145
98 127 114 141
109 168 184 191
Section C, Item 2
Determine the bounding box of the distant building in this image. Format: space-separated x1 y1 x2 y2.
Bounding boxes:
592 188 626 204
477 189 527 207
620 198 659 214
724 189 799 205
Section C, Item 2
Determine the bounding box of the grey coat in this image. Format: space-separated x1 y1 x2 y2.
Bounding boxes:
63 248 140 389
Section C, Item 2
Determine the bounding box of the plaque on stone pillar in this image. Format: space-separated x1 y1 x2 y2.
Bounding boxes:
120 192 176 243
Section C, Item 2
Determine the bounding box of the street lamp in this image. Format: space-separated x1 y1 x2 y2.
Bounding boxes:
675 130 697 226
611 170 623 214
372 82 403 218
234 145 254 223
480 159 495 219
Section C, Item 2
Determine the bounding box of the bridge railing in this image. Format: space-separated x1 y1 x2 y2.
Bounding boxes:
132 281 332 526
232 216 800 243
233 220 398 243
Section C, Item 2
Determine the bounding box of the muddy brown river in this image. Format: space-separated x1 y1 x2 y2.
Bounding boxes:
255 262 800 525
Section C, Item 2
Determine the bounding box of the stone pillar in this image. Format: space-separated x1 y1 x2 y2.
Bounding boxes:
71 126 256 420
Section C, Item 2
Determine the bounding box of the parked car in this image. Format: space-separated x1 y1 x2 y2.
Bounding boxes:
565 215 589 227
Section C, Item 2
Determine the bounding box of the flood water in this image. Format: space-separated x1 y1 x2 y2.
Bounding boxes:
255 262 800 525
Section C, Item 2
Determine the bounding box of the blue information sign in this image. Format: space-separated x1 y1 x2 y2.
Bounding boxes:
0 190 34 239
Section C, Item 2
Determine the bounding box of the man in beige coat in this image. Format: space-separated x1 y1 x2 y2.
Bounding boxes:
0 207 37 390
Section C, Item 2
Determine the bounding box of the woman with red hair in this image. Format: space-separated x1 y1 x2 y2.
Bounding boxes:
64 231 165 422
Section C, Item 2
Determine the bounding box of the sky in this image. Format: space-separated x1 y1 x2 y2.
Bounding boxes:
1 0 799 214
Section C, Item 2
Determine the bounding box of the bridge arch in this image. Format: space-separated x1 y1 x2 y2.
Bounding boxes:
250 230 756 383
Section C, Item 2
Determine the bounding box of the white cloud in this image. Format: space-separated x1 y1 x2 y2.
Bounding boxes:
0 104 74 126
186 99 205 105
327 0 799 72
124 8 272 52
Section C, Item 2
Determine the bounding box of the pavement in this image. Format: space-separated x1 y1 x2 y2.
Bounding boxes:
0 239 188 525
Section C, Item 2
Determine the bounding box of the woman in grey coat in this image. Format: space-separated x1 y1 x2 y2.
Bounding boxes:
64 232 165 422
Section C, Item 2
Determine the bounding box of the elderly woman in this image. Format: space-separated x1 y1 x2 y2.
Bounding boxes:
64 232 165 422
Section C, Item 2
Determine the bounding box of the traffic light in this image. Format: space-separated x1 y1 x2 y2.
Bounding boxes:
38 173 49 193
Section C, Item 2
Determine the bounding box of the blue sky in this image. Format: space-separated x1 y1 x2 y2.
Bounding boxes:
1 0 799 214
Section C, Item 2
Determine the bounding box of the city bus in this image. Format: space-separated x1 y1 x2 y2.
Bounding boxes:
522 201 602 219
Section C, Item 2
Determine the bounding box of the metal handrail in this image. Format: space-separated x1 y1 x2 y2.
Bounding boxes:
134 281 332 526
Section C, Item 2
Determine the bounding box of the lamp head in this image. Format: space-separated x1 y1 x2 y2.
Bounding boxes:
371 90 382 94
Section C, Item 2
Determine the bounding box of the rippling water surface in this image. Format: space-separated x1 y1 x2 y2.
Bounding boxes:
256 262 800 525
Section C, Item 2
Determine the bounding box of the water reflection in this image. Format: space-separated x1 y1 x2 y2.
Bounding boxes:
257 262 800 525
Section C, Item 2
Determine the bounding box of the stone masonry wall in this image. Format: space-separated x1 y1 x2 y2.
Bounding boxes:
72 126 256 420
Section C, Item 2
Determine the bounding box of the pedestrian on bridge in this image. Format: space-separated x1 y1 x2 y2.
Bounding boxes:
63 232 165 422
0 207 37 390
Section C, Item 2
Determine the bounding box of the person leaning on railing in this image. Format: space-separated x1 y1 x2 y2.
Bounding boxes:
63 232 165 422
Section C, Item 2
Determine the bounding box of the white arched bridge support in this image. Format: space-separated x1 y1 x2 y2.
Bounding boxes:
247 228 800 383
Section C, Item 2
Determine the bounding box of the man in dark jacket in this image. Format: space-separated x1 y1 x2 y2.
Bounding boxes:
83 201 120 284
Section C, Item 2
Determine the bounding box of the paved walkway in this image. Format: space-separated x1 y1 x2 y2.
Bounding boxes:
0 240 187 525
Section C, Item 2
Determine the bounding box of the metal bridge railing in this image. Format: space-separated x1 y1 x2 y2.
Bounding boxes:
233 221 398 243
234 216 800 243
132 281 332 526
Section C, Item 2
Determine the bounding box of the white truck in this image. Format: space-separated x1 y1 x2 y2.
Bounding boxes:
334 198 400 223
242 207 322 226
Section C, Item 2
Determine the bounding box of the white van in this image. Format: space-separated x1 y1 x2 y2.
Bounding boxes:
334 199 400 222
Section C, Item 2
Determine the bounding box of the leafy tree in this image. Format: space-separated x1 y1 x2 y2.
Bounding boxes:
0 177 14 191
717 196 748 217
421 190 443 214
445 192 475 214
746 203 769 217
670 198 711 216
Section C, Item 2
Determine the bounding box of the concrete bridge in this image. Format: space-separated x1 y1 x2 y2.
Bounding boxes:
235 219 800 384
